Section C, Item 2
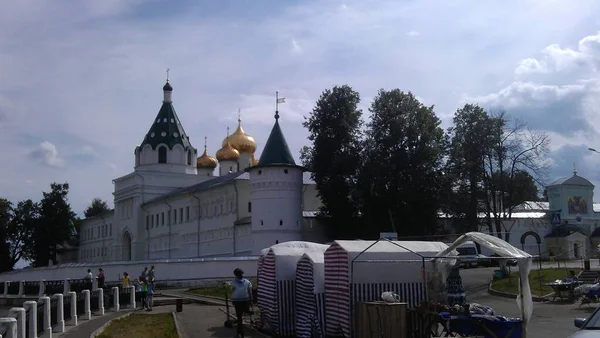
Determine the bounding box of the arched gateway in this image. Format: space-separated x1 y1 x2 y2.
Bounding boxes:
122 231 132 261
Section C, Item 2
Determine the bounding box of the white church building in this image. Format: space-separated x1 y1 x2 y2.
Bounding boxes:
77 81 326 262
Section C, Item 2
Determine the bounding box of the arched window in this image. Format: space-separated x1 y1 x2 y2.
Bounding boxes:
158 146 167 163
187 150 192 165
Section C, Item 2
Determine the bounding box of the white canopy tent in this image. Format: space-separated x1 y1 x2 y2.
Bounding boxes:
435 232 533 338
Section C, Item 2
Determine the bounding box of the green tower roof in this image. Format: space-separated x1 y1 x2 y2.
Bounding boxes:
255 111 304 169
140 82 194 151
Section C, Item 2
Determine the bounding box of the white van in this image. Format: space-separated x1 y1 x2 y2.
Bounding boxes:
456 241 479 268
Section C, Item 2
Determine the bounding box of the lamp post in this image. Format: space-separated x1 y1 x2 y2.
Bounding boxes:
586 147 599 268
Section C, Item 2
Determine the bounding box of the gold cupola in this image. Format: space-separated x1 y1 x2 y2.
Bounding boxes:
216 127 240 162
197 136 218 169
222 110 257 154
250 154 259 166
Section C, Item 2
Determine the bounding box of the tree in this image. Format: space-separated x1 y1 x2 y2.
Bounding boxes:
84 198 110 218
31 183 77 267
445 104 494 233
482 112 550 241
300 85 364 239
3 199 39 270
0 199 12 272
359 89 447 237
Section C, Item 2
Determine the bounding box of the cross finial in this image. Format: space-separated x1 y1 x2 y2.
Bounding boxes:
237 108 241 123
573 162 578 175
166 68 170 82
227 126 230 137
204 136 207 151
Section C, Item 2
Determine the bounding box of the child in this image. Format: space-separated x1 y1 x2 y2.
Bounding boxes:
146 278 155 311
139 278 147 310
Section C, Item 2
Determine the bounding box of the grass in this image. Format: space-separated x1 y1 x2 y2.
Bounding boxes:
491 268 580 296
187 280 258 299
96 313 178 338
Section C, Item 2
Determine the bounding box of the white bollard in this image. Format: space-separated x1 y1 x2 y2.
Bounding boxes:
82 290 91 320
0 318 17 338
129 286 136 309
23 301 37 338
9 307 26 338
38 280 45 297
39 296 51 338
63 279 69 295
53 294 64 333
97 288 105 315
18 281 24 297
68 292 77 326
112 287 120 312
92 279 98 291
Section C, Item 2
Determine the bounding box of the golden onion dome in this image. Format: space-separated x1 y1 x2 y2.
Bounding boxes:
197 137 218 168
222 114 256 154
250 154 259 166
216 128 240 162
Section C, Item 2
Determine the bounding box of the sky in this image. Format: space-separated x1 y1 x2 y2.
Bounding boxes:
2 0 600 216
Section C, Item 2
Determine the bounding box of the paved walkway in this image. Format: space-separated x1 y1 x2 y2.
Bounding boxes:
175 304 267 338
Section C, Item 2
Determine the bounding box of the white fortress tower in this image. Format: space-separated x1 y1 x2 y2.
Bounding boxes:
248 109 305 254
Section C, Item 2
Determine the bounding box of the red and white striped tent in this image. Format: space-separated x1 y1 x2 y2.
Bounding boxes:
296 252 326 338
258 243 329 336
324 240 449 337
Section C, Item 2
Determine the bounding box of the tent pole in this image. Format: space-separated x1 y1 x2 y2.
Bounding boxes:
520 273 526 338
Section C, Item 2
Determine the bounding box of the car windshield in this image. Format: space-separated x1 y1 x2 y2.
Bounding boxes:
581 309 600 329
457 247 477 256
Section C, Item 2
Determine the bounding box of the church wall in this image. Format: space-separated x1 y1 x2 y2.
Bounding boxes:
303 184 322 211
477 215 553 257
78 211 115 262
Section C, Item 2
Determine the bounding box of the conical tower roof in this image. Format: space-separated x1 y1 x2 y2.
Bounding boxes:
140 81 193 151
254 110 304 170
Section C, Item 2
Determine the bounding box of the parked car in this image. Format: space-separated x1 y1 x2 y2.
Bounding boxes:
571 305 600 337
457 242 479 268
476 254 492 267
489 253 518 267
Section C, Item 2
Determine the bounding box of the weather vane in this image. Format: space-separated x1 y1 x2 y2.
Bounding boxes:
275 91 286 119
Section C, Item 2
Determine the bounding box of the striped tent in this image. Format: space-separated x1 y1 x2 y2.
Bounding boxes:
324 240 449 337
296 252 326 338
258 243 329 337
256 241 328 330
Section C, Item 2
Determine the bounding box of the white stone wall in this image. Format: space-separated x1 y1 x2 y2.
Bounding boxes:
78 211 115 262
249 166 304 254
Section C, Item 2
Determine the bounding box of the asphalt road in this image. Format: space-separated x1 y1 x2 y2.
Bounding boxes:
461 266 591 338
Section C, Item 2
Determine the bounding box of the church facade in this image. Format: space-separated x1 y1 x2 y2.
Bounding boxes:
77 81 326 262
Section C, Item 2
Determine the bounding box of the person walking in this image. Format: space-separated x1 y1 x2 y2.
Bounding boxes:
140 278 148 310
231 268 252 338
122 272 130 287
146 278 155 311
97 268 105 289
148 265 155 281
141 267 148 281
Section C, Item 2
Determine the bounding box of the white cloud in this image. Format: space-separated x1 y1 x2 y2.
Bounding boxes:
515 58 548 76
27 142 66 168
3 0 600 212
405 31 420 37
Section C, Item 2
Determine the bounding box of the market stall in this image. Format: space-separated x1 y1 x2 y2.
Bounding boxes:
257 243 329 336
295 252 326 338
324 239 450 337
434 232 533 338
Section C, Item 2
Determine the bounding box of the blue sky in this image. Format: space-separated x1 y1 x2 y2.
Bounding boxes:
2 0 600 216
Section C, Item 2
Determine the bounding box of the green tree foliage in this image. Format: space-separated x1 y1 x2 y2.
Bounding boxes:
2 199 39 270
0 199 12 272
300 85 364 239
31 183 77 267
84 198 110 218
445 104 495 232
360 89 446 237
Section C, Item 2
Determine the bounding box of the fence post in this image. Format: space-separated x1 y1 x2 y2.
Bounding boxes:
63 279 70 295
23 301 37 338
129 286 136 309
97 288 105 315
18 281 24 297
3 281 8 295
0 318 17 338
112 287 120 312
82 290 91 320
39 296 51 338
9 307 26 338
68 292 77 326
38 280 45 297
53 293 65 333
